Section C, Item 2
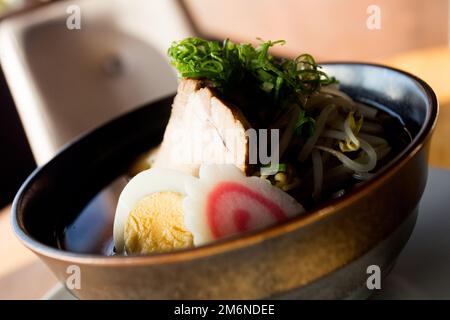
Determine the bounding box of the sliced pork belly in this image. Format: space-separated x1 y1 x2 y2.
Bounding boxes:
153 79 250 176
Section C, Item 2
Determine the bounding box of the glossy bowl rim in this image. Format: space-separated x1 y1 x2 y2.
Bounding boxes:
11 62 439 266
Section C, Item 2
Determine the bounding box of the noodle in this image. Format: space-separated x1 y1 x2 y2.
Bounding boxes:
306 95 356 113
361 121 384 134
321 129 349 141
353 171 375 181
356 102 378 119
358 133 388 147
312 149 323 200
315 138 377 172
326 165 352 181
298 104 336 161
375 145 391 160
279 106 300 157
342 113 361 151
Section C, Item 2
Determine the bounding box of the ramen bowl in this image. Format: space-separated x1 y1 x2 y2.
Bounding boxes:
12 63 438 299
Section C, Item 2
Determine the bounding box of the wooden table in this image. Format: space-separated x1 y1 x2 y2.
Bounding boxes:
385 46 450 169
0 205 57 299
1 46 450 300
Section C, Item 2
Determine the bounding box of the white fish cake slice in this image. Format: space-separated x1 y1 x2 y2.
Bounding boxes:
183 164 305 246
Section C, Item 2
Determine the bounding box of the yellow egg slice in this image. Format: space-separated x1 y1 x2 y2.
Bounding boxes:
113 168 197 254
124 191 193 254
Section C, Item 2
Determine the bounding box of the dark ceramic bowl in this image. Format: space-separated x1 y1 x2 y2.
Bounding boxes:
12 63 438 299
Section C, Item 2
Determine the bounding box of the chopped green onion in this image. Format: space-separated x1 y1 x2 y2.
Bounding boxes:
167 37 336 137
294 109 316 137
168 38 336 99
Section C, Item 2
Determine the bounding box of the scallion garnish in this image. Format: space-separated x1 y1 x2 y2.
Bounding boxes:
167 37 337 137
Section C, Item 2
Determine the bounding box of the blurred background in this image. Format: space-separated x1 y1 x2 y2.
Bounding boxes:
0 0 449 299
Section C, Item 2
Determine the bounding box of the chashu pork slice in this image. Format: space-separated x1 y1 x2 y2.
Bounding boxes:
153 79 250 177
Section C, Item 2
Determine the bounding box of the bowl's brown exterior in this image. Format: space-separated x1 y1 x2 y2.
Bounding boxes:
33 140 430 299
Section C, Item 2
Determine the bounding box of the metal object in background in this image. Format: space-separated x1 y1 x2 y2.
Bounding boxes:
0 0 194 164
